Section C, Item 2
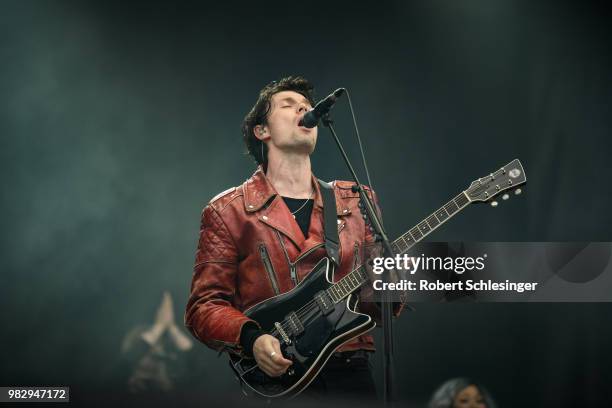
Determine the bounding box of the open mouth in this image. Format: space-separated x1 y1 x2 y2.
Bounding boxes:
298 125 313 132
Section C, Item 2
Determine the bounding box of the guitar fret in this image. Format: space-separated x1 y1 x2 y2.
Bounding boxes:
426 214 440 229
353 271 361 285
444 200 459 215
435 207 449 221
404 235 412 250
418 220 430 234
327 288 337 303
455 192 469 207
410 226 423 240
356 271 363 285
396 237 408 253
403 234 415 247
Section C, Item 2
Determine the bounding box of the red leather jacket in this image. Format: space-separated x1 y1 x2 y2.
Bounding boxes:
185 166 402 357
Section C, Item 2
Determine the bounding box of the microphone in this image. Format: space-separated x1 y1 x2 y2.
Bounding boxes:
299 88 345 128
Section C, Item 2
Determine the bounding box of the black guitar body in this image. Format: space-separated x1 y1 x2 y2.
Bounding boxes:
229 258 376 399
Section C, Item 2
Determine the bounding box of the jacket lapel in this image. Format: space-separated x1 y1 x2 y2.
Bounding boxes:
259 197 306 249
243 167 348 257
243 166 305 249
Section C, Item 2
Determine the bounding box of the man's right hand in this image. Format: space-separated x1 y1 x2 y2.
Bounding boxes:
252 334 293 377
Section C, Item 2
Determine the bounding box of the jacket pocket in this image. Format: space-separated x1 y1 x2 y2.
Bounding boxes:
259 243 280 295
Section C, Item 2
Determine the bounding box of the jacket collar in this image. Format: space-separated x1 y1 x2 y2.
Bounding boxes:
243 165 324 213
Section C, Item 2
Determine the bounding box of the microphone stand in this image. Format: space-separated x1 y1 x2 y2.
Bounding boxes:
321 114 396 407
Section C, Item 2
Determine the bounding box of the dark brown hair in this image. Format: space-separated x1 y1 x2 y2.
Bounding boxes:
242 76 315 165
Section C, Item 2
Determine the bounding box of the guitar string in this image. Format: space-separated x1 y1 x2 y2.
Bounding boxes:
266 167 521 342
271 196 467 336
273 192 471 333
270 268 367 336
268 168 518 336
270 193 468 335
270 193 473 336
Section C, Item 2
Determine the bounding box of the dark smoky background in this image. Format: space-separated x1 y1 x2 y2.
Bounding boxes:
1 0 611 406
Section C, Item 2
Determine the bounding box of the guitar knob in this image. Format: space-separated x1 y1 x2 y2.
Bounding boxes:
515 188 522 195
502 193 509 200
287 368 295 376
490 201 498 207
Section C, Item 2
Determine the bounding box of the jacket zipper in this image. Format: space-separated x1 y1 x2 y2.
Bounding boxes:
352 242 360 271
259 244 280 295
275 230 325 287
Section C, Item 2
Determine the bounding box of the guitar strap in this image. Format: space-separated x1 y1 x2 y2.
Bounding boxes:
317 179 340 267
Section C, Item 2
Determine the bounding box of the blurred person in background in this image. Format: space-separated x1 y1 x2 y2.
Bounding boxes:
429 377 497 408
121 291 193 393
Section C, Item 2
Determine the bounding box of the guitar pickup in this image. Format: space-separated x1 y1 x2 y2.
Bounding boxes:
285 312 304 336
315 291 334 315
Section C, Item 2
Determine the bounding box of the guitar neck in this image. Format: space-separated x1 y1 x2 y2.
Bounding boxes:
390 191 470 255
326 191 472 303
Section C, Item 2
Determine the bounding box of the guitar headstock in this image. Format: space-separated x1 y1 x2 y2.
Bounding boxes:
466 159 526 205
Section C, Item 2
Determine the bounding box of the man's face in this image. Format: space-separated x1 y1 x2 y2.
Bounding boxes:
262 90 318 156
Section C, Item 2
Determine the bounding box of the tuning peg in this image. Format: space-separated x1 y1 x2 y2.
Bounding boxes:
490 201 498 207
515 188 522 195
502 193 509 200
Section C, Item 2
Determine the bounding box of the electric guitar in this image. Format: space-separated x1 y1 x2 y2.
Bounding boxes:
230 159 527 399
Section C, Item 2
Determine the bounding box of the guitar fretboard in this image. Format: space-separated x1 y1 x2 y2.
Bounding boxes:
326 191 471 304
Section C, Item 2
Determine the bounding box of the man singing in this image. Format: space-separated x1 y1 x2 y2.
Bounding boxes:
185 76 402 401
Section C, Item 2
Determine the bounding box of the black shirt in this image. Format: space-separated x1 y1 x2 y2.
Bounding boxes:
281 197 314 238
